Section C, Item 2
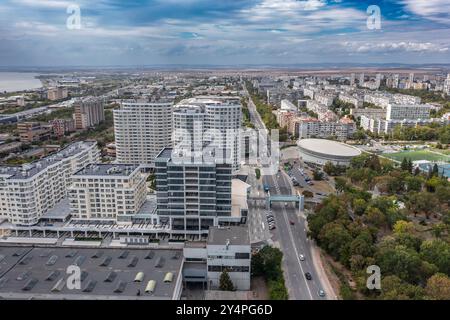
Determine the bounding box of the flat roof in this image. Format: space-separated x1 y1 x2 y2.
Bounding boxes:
73 163 140 177
0 141 96 180
298 139 361 157
0 246 182 300
208 226 249 246
155 148 173 161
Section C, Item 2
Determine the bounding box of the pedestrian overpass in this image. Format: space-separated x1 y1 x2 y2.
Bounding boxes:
248 193 304 212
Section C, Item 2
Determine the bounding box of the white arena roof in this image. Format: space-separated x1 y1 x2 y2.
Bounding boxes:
298 139 361 157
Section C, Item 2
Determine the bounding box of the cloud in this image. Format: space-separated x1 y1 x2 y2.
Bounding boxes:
342 41 449 53
401 0 450 24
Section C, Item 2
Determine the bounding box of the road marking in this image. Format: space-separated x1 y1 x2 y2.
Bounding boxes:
271 174 314 300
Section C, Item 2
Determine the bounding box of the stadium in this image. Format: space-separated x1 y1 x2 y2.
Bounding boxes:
298 139 362 166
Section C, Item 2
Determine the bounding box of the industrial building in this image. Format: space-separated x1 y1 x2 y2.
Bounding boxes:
0 246 183 300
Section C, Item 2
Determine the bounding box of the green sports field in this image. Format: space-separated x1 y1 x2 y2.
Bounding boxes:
383 150 450 163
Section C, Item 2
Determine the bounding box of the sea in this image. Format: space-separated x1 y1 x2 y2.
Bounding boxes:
0 72 43 93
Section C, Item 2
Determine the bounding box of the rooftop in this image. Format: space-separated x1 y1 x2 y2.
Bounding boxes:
208 226 249 246
0 246 182 300
73 163 140 177
298 139 361 157
0 141 97 180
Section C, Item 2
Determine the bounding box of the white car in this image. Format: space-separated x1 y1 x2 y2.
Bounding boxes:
299 254 305 261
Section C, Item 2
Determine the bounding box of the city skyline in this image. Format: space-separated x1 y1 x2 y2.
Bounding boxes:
1 0 450 67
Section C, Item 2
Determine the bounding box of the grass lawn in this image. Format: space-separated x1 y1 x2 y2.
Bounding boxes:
384 150 450 163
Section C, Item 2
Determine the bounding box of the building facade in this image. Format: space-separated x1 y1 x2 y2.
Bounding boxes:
0 141 99 226
73 97 105 130
155 148 233 234
69 164 147 222
113 100 173 168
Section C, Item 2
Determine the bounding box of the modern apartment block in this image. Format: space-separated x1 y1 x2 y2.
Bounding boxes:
173 96 242 172
386 104 431 120
68 164 147 222
113 100 173 168
73 97 105 130
155 148 233 234
0 141 99 226
360 116 448 135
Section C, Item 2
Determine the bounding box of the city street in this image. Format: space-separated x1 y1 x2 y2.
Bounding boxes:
244 85 334 300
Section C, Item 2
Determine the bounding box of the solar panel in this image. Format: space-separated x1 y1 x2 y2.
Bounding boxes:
104 271 117 283
82 280 97 293
51 278 65 292
65 250 78 258
22 278 38 291
45 270 60 281
74 255 86 267
127 256 138 268
46 255 58 266
114 280 127 293
19 255 33 265
144 251 154 259
81 271 89 282
16 271 31 281
91 251 103 259
118 251 129 259
155 257 165 268
100 256 112 267
13 249 25 257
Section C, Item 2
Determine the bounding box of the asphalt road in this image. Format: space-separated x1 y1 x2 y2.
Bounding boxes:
263 173 326 300
244 85 328 300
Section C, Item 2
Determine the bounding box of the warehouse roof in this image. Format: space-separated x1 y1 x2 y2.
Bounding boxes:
0 246 182 300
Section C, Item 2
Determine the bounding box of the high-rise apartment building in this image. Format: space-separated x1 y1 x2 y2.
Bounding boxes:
113 100 173 168
69 164 147 222
73 97 105 130
155 148 232 234
173 96 242 172
386 104 431 120
47 87 68 101
0 141 99 226
444 74 450 95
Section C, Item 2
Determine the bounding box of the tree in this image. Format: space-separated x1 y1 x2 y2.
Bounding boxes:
401 157 409 171
219 269 235 291
426 273 450 300
420 239 450 275
379 275 424 300
393 220 415 235
318 222 353 261
376 243 425 284
313 169 323 181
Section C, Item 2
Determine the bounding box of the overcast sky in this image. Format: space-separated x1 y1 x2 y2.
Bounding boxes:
0 0 449 66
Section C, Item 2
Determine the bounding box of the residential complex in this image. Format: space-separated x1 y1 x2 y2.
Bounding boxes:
113 100 173 167
69 164 147 222
0 141 99 226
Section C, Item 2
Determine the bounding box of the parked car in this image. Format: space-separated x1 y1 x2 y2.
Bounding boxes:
289 220 295 225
